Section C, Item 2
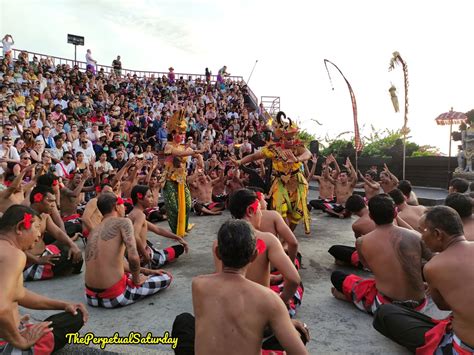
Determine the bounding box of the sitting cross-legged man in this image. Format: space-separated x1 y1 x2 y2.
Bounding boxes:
84 192 172 308
128 185 187 269
330 194 432 315
328 194 414 270
0 205 88 354
374 206 474 354
24 186 83 281
172 220 309 355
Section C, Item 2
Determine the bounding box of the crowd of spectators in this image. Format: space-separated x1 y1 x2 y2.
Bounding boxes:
0 46 271 187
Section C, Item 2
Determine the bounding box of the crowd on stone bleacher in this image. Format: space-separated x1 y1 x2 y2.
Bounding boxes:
0 46 271 185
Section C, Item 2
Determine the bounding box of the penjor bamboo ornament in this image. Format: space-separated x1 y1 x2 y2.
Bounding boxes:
389 52 409 179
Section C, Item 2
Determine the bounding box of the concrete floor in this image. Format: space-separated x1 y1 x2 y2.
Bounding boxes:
23 190 448 354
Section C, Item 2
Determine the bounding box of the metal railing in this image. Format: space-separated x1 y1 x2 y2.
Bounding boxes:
261 96 280 117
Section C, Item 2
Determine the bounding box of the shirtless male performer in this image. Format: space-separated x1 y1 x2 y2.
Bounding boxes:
398 180 419 206
307 154 338 210
388 188 426 229
84 192 172 308
323 157 357 218
188 168 225 216
215 189 303 318
172 220 309 355
328 194 415 270
255 191 303 317
24 185 83 281
0 205 88 354
60 169 94 237
445 193 474 241
81 183 114 236
356 169 380 200
330 194 431 315
379 164 399 193
257 189 299 263
0 164 36 214
128 185 187 268
374 206 474 354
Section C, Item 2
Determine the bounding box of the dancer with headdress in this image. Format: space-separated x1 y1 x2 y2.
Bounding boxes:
234 112 312 234
162 109 204 236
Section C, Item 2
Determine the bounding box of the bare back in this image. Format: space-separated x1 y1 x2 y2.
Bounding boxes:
193 273 306 355
359 225 425 301
424 242 474 346
84 217 133 289
462 216 474 241
398 205 426 230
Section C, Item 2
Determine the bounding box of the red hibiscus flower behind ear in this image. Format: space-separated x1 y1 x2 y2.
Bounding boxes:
23 213 32 230
33 193 44 203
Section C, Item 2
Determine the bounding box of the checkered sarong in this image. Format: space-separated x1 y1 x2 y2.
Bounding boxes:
146 241 176 269
85 272 172 308
23 245 60 281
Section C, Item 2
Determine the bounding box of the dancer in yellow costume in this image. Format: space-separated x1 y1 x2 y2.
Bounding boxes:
235 111 312 234
162 109 203 236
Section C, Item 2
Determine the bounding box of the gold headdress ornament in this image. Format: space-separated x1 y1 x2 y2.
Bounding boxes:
273 111 299 139
168 108 187 134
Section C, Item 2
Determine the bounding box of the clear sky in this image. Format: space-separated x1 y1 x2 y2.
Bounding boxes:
2 0 473 154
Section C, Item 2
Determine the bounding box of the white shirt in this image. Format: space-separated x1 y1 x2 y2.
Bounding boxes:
75 145 96 164
86 52 96 66
55 160 76 178
2 39 13 54
73 138 93 151
0 145 20 161
94 160 113 173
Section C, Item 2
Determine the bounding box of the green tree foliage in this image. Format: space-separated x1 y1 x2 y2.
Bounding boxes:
319 126 439 157
466 109 474 125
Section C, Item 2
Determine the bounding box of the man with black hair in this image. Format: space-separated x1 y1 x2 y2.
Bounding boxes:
81 183 114 235
388 188 426 229
448 177 469 194
328 194 375 269
172 220 309 355
128 185 187 269
216 188 302 316
374 206 474 354
398 180 419 206
24 185 83 281
84 192 172 308
330 194 431 315
445 193 474 241
356 169 380 200
0 205 88 353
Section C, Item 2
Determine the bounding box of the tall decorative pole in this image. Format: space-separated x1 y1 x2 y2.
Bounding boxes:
324 59 363 171
388 51 409 180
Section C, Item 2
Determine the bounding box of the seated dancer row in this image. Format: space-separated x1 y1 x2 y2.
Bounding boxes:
0 205 87 354
172 219 309 355
330 194 431 315
374 206 474 354
84 192 179 308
